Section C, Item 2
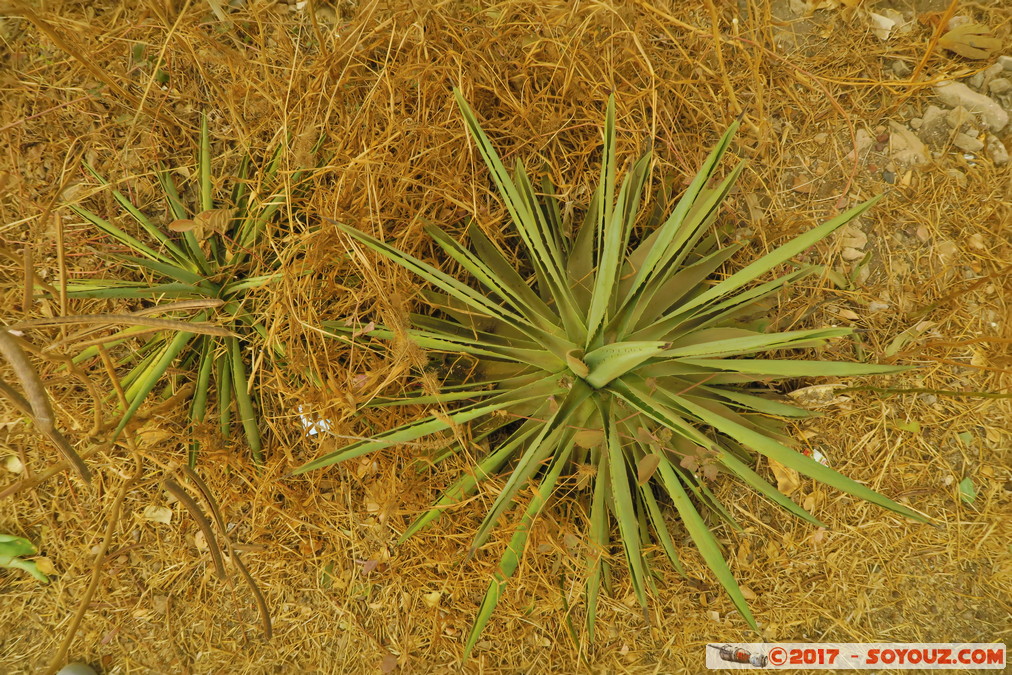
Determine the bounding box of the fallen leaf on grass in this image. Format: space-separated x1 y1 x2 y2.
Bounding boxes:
938 24 1002 59
958 477 976 504
34 556 57 576
379 653 398 673
768 457 802 496
142 505 173 525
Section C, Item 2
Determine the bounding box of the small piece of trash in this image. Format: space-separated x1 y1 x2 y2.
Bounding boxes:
297 405 333 436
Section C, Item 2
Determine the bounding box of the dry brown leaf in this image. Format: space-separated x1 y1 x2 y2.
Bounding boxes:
194 208 233 235
573 429 604 449
379 654 398 673
636 453 661 485
168 218 197 232
767 457 802 496
33 556 57 576
938 24 1002 60
142 505 173 525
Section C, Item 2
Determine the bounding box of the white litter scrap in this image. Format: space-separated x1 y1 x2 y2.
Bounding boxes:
812 448 830 467
297 405 333 436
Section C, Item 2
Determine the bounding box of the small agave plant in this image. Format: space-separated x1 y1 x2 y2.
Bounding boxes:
64 117 313 463
299 90 923 655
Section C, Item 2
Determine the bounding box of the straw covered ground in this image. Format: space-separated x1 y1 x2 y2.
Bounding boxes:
1 0 1009 672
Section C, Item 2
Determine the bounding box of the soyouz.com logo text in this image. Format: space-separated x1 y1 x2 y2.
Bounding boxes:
706 643 1006 669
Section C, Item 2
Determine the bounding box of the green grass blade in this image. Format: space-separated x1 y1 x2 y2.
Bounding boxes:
679 196 883 316
228 336 262 463
598 397 649 612
655 456 759 630
598 95 617 248
79 165 196 268
714 445 825 527
64 280 203 300
453 89 584 336
113 329 195 438
675 358 911 378
620 243 741 334
398 418 543 542
587 153 651 344
700 386 816 418
466 222 559 324
158 170 213 274
217 350 233 439
462 438 574 660
624 119 742 299
425 224 567 339
113 255 209 287
470 381 593 550
673 394 925 521
660 328 853 360
639 477 685 575
294 377 563 474
334 323 563 371
68 204 178 265
511 160 588 336
326 218 542 336
567 189 601 312
199 113 213 211
585 449 610 642
188 337 215 466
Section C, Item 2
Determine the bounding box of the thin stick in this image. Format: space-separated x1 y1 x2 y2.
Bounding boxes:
703 0 742 118
162 478 227 579
43 457 139 675
903 0 960 100
182 466 273 638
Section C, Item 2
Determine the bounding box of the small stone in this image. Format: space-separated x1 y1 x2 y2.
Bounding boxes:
988 77 1011 95
842 247 866 261
868 301 890 312
909 117 923 129
892 60 912 77
998 55 1012 71
935 81 1009 131
947 15 972 30
968 73 985 89
986 135 1009 166
945 169 968 188
922 105 947 126
883 170 896 184
952 132 984 153
983 63 1005 81
946 106 971 129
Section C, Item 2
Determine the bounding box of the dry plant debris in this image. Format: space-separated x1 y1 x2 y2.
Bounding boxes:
0 0 1009 672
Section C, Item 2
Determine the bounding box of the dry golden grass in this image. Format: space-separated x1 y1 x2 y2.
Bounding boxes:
1 0 1009 672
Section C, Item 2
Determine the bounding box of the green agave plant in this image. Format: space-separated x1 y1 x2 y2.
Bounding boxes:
63 117 313 463
299 90 923 656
